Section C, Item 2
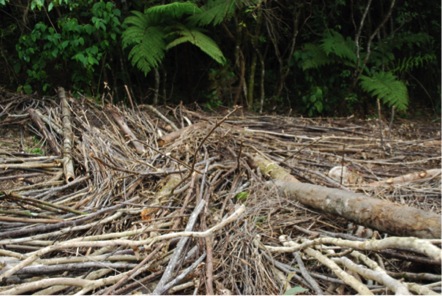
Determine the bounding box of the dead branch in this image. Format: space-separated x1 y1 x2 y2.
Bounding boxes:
279 235 373 295
105 104 146 154
58 87 75 182
367 168 441 186
265 236 441 261
28 108 61 155
250 153 441 238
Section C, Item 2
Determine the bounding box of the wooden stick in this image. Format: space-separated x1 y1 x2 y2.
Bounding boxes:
58 87 75 182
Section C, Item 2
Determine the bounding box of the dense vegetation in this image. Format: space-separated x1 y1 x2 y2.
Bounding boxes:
0 0 440 116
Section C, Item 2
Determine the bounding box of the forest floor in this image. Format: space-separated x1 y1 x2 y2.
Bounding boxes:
0 88 441 295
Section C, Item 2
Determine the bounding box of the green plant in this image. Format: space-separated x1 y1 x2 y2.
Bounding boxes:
302 86 325 116
234 191 249 202
293 29 436 114
15 1 122 94
122 1 227 76
359 71 408 111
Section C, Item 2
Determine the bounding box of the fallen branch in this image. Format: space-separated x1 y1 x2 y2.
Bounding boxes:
279 235 373 295
250 153 441 238
28 108 61 155
0 204 245 281
264 236 442 261
105 104 146 154
58 87 75 182
367 168 441 186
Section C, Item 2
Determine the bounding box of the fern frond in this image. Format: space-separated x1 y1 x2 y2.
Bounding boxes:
122 11 159 47
127 26 166 76
393 53 437 73
123 11 166 75
145 2 202 19
188 0 236 26
294 43 330 70
167 25 226 65
359 71 408 111
387 32 433 50
321 30 357 63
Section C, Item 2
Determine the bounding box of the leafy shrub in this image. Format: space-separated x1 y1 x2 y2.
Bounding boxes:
15 1 122 94
293 29 436 115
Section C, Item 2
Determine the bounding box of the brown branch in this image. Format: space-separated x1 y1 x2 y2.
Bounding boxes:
58 87 75 182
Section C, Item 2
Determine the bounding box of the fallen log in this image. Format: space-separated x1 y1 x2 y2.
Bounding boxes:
249 153 441 239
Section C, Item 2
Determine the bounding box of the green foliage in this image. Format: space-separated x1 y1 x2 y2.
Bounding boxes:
284 286 309 295
294 43 330 71
167 24 226 64
15 1 122 94
123 1 226 76
293 29 417 113
320 30 357 63
122 11 166 75
302 86 325 116
189 0 237 26
234 191 249 202
146 2 203 19
359 72 408 111
295 30 357 71
393 54 436 73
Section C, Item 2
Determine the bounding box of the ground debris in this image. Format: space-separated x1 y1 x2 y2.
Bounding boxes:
0 90 440 295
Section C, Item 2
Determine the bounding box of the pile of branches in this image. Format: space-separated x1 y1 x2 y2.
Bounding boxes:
0 87 440 295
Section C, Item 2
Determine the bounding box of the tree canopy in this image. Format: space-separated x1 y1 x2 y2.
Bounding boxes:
0 0 440 116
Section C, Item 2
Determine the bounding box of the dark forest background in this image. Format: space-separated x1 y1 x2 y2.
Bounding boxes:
0 0 440 117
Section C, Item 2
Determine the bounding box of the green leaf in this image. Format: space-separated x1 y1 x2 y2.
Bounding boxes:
167 26 226 65
145 2 203 19
320 30 356 63
359 71 409 111
31 0 45 10
124 24 166 75
284 286 309 295
234 192 249 201
188 0 236 26
294 43 330 70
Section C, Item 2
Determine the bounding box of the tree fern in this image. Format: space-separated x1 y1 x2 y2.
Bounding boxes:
145 2 203 20
122 12 166 75
167 25 226 64
122 2 227 76
385 32 433 50
359 71 408 111
188 0 236 26
320 30 357 63
294 43 331 70
393 53 437 73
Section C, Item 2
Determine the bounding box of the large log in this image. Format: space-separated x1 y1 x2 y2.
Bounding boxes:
249 153 441 239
